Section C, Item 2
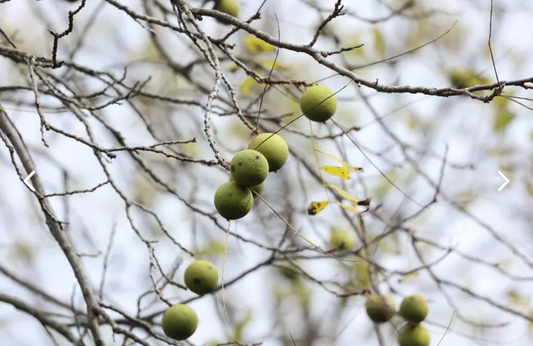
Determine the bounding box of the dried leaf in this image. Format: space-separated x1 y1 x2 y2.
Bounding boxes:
307 201 330 215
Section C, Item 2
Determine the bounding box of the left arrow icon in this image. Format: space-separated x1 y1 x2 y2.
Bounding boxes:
23 171 36 192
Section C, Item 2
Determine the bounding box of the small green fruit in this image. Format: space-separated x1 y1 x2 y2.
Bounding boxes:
400 295 429 323
230 175 264 196
214 181 253 220
248 133 289 172
329 228 355 250
365 294 395 323
184 260 219 295
161 304 198 340
397 324 430 346
299 85 337 122
230 149 269 186
213 0 239 23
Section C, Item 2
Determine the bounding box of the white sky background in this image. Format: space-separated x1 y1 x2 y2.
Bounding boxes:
1 0 533 346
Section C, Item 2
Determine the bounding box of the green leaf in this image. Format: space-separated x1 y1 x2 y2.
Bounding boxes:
232 311 253 340
399 271 420 283
493 111 515 132
196 241 225 257
525 177 533 198
372 28 385 57
13 242 32 264
354 262 370 287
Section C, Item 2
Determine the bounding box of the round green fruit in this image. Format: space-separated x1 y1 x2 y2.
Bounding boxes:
400 295 429 323
230 149 269 187
214 181 253 220
184 260 219 295
397 324 430 346
365 294 395 323
299 85 337 122
329 229 355 250
213 0 239 23
161 304 198 341
230 175 264 196
248 133 289 172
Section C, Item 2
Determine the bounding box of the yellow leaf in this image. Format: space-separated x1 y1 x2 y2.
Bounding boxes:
259 59 286 71
244 35 274 53
229 64 240 73
241 76 256 96
399 271 420 283
321 166 350 180
330 200 360 214
182 142 198 157
307 201 330 215
315 148 363 172
324 184 358 204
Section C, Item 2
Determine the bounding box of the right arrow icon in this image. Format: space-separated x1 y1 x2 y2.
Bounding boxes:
498 171 509 191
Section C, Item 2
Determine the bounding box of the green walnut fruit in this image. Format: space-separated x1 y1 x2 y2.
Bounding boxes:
230 175 264 196
161 304 198 341
365 294 395 323
184 260 219 295
397 324 430 346
213 0 239 23
329 228 355 250
400 295 429 323
214 181 253 220
248 133 289 172
299 85 337 122
230 149 269 187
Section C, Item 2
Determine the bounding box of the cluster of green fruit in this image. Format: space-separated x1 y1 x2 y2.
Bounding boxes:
161 260 220 340
213 133 289 220
366 294 431 346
